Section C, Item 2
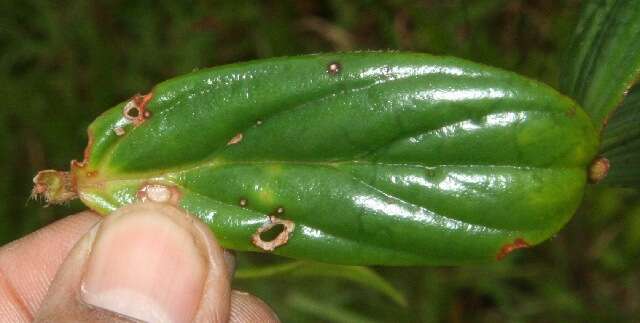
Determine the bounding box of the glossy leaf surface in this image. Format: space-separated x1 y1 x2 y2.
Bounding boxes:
63 53 598 265
560 0 640 131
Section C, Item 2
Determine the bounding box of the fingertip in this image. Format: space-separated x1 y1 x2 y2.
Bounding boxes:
36 203 234 323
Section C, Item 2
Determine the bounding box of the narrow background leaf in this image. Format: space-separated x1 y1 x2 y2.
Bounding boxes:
235 260 304 279
560 0 640 131
600 85 640 187
236 260 407 307
287 292 380 323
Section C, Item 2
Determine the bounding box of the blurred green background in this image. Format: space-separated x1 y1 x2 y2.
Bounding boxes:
1 0 639 322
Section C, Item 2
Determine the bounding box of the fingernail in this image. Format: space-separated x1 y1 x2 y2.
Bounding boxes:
81 203 207 323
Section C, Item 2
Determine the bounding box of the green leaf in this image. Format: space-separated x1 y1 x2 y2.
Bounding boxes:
235 260 304 279
560 0 640 131
36 52 599 265
600 85 640 187
236 260 407 307
287 292 380 323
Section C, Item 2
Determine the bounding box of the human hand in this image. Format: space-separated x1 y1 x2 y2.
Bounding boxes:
0 202 279 322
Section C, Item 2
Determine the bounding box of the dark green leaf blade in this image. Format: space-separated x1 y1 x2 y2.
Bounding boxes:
560 0 640 131
600 85 640 187
52 52 599 265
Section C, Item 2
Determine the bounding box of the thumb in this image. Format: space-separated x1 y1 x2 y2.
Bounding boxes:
35 202 232 323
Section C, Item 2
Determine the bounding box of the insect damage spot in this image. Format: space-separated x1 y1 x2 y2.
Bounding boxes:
588 156 610 183
113 127 125 136
123 93 153 126
496 238 529 260
239 198 248 207
138 183 181 205
227 133 243 145
74 127 96 168
275 206 284 214
327 62 341 75
124 104 140 118
252 216 295 252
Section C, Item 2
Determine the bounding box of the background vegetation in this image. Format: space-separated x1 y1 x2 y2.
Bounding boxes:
1 1 639 322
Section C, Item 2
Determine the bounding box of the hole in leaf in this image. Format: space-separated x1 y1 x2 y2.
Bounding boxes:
125 106 140 118
251 216 295 251
259 223 285 242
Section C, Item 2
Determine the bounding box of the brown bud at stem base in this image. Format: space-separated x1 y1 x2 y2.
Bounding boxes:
588 157 610 184
32 170 77 205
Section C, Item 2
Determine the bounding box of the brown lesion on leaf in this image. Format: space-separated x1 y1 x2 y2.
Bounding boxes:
239 198 248 207
76 127 96 168
227 133 243 145
588 156 610 183
137 183 181 205
33 92 154 207
64 127 96 198
327 62 341 75
113 127 126 136
251 216 295 252
70 160 86 170
565 105 576 117
496 238 529 260
123 92 153 126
